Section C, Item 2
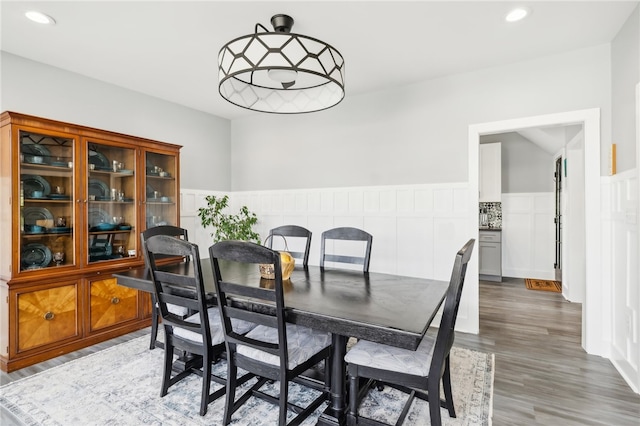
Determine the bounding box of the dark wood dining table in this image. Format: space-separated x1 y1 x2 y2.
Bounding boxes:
114 261 449 426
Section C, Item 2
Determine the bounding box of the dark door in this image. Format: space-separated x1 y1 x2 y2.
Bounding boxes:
554 157 562 282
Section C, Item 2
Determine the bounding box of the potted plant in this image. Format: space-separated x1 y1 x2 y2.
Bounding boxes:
197 194 260 243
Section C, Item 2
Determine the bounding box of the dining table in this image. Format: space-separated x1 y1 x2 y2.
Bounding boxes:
114 261 449 426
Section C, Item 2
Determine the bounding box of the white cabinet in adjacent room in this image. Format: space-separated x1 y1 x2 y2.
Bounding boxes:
479 142 502 202
479 230 502 281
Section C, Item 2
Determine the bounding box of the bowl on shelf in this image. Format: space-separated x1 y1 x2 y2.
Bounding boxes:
94 222 117 231
25 224 45 233
31 156 44 164
32 190 44 198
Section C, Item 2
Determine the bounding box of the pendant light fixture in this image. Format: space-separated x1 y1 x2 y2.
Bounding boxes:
218 14 345 114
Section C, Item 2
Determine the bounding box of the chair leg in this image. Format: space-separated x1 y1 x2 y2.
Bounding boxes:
427 378 442 426
347 372 359 426
149 296 159 350
199 353 212 416
279 380 288 426
160 338 173 397
442 356 456 418
224 362 237 425
324 356 332 392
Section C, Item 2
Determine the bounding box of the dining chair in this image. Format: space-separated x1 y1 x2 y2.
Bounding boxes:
209 240 332 426
344 239 475 426
143 234 256 416
320 227 373 272
267 225 312 267
141 225 190 350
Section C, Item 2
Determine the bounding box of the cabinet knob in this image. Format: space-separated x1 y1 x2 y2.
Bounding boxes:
111 297 120 305
43 311 55 321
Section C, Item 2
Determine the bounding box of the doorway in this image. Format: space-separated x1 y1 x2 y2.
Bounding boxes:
468 108 605 356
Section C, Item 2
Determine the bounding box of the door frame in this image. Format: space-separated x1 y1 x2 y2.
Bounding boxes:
468 108 605 356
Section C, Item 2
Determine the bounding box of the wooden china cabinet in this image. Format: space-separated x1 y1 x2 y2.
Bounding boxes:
0 112 181 372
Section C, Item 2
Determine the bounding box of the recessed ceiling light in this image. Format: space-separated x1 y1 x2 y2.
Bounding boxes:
505 7 530 23
25 11 56 25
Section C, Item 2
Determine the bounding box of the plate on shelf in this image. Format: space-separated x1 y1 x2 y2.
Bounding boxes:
87 207 111 227
22 175 51 197
88 149 110 170
23 207 54 227
21 142 51 158
146 184 155 197
48 226 72 233
21 243 52 269
118 224 132 230
88 178 110 199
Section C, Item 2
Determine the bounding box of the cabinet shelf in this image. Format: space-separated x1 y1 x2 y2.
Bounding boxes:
22 231 73 237
24 198 71 203
146 175 175 180
88 229 134 235
89 170 135 177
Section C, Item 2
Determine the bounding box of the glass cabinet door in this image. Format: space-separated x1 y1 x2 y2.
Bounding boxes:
144 151 178 229
86 141 137 264
19 130 76 271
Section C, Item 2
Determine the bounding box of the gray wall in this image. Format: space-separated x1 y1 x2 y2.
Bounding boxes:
0 52 232 191
230 44 612 191
1 41 628 193
480 133 554 193
611 4 639 173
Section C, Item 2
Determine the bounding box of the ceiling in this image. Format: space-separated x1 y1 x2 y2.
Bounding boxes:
1 1 637 121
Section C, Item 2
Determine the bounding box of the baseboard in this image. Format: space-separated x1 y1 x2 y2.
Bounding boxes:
480 274 502 282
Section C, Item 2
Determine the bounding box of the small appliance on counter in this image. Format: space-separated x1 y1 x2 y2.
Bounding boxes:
479 208 488 227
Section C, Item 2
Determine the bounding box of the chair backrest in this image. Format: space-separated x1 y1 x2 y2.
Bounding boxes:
430 239 475 377
143 235 213 349
141 225 190 263
320 227 373 272
267 225 312 267
208 241 290 370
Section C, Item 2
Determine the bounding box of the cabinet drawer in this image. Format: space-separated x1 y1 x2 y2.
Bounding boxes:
479 231 501 243
16 282 80 352
88 276 139 332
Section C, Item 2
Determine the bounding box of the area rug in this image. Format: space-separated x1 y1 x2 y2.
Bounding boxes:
0 334 493 425
525 278 562 292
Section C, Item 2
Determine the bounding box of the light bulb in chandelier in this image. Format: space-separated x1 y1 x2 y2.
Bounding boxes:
267 69 298 89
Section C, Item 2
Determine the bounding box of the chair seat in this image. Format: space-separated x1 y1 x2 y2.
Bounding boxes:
174 307 256 345
167 303 189 316
345 333 436 377
237 324 331 369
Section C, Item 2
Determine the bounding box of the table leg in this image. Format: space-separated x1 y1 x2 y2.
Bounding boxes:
318 334 347 426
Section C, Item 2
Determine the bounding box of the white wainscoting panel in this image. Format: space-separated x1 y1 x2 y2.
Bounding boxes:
603 169 639 393
501 193 555 280
180 183 477 333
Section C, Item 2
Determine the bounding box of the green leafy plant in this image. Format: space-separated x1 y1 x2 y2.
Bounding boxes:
197 194 260 243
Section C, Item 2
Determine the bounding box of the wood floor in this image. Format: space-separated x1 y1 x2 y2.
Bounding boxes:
456 277 640 425
2 277 639 425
